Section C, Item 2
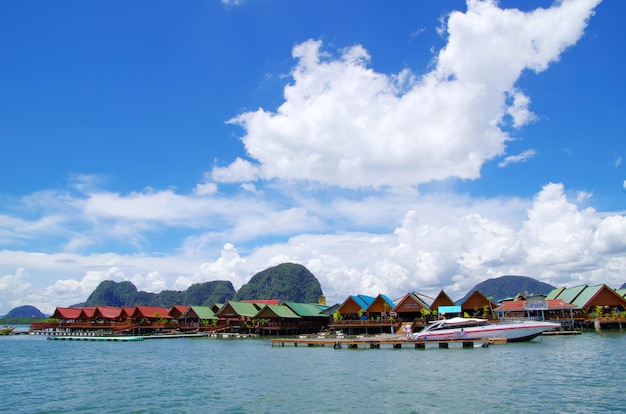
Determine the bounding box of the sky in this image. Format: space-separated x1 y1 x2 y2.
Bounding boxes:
1 0 625 315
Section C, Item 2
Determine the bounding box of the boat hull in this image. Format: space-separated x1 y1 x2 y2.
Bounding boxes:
414 321 561 342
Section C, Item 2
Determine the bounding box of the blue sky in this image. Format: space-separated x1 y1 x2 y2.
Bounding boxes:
1 0 625 314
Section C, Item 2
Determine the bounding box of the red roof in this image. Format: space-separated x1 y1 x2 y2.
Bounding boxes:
51 307 83 320
93 306 123 319
121 307 135 318
131 306 172 319
168 305 190 319
78 307 96 319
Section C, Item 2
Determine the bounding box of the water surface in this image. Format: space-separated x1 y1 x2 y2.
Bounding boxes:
1 332 623 413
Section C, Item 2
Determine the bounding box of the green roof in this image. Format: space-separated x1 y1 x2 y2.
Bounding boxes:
223 301 260 317
616 289 626 298
553 285 587 304
284 302 326 317
545 287 565 300
186 306 217 320
570 284 604 309
257 304 300 319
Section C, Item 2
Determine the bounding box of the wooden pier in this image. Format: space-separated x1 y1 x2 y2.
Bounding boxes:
270 334 506 349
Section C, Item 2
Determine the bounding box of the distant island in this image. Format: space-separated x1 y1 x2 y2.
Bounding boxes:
5 263 620 320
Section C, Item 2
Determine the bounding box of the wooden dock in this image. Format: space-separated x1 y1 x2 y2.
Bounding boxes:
270 334 506 349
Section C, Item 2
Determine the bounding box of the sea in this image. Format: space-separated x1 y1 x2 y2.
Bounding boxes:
1 327 624 414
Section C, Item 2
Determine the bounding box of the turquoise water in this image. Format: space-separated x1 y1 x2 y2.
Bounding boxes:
1 331 624 413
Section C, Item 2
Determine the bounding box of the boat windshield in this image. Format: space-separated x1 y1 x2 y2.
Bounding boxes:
425 318 488 331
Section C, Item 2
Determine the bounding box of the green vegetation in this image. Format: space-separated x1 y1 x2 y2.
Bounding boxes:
0 317 53 325
233 263 323 303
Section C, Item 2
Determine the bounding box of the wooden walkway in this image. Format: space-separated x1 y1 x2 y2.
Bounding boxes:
271 334 506 349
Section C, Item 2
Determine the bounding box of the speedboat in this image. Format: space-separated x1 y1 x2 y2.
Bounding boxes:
412 317 561 342
0 325 15 335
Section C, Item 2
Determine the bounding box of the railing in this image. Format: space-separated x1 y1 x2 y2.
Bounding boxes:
331 319 397 326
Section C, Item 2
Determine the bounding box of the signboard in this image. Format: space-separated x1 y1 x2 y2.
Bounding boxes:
524 301 548 311
438 305 462 314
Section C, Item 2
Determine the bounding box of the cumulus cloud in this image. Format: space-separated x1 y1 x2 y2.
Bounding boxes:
223 0 600 189
2 181 626 314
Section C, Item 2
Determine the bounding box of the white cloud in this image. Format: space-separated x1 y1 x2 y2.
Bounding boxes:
193 182 218 196
2 182 626 314
0 1 617 315
223 0 600 189
498 149 537 167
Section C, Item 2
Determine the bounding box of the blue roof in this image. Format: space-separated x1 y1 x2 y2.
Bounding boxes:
352 294 375 310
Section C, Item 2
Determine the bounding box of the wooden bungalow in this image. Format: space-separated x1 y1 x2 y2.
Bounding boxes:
179 306 219 331
458 290 497 319
284 302 328 333
367 294 395 319
168 305 190 320
335 295 375 320
215 301 261 331
393 292 432 324
430 290 456 313
254 304 301 335
331 294 402 334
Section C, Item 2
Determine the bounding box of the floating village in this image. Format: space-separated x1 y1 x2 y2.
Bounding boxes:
17 282 626 348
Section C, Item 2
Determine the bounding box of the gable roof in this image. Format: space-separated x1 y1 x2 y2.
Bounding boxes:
458 290 497 310
168 305 190 319
546 287 566 300
570 284 626 310
393 292 430 313
431 290 455 311
255 304 300 319
182 306 217 320
131 306 172 319
337 295 375 314
216 301 260 318
93 306 123 320
284 302 326 317
367 294 395 312
77 307 96 319
51 307 83 320
550 285 587 303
